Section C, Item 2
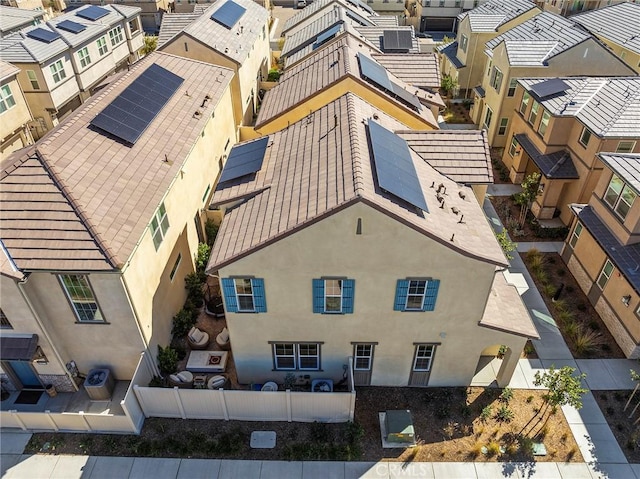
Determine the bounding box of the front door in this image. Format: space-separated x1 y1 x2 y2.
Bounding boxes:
7 361 42 389
352 343 375 386
409 344 437 387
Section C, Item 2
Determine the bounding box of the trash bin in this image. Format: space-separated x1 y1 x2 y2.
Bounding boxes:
45 384 57 397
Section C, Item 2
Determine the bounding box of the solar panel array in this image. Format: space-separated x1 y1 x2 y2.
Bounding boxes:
313 24 342 50
368 121 428 212
90 64 184 145
529 78 570 99
57 20 87 34
382 30 412 51
218 137 269 183
210 1 246 29
357 53 421 112
346 0 374 15
26 28 61 43
76 5 110 21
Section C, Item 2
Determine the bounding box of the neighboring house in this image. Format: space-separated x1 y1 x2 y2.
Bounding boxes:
0 52 236 395
372 52 441 91
0 5 45 38
206 93 538 388
0 0 46 12
571 2 640 74
0 4 144 139
501 77 640 226
537 0 634 16
65 0 172 33
281 0 378 38
470 12 637 148
437 0 539 99
417 0 495 32
561 153 640 359
0 60 33 159
255 36 441 135
158 0 270 126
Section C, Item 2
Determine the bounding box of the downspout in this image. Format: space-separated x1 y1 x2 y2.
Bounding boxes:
16 277 79 391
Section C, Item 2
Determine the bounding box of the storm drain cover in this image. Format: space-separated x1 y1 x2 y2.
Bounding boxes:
250 431 276 449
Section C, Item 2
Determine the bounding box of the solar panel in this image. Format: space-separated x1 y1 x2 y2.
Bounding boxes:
391 83 422 111
346 0 374 15
218 137 269 183
90 64 184 145
210 1 246 29
358 53 393 91
529 79 570 99
313 24 342 50
76 5 110 21
26 28 61 43
57 20 87 34
368 121 428 212
383 30 412 51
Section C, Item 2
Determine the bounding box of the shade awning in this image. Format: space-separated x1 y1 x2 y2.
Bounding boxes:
0 334 39 361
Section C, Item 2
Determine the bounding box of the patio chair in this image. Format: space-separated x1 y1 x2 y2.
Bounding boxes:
168 371 194 388
187 326 210 350
215 327 230 350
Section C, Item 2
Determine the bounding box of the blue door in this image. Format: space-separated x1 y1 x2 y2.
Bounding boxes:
8 361 42 388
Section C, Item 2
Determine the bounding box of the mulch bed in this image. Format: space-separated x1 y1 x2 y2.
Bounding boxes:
595 390 640 463
490 196 541 242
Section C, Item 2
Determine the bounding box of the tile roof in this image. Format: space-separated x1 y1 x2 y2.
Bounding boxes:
458 0 537 33
514 133 578 179
0 59 19 82
179 0 269 64
598 153 640 196
0 5 140 64
397 130 493 184
518 77 640 138
0 240 23 280
503 40 557 66
158 12 202 47
256 37 438 129
281 7 345 58
354 26 419 54
208 93 508 272
371 53 440 90
282 0 376 35
571 2 640 56
486 12 591 63
0 6 45 35
0 52 234 272
437 41 464 69
368 15 399 27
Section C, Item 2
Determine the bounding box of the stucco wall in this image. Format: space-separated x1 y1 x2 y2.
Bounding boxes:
0 75 33 159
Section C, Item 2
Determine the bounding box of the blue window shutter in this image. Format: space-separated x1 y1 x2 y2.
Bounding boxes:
423 279 440 311
342 279 355 314
313 279 324 313
394 280 409 311
252 278 267 312
221 278 238 313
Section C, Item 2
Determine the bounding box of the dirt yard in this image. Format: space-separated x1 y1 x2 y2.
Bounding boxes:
595 390 640 463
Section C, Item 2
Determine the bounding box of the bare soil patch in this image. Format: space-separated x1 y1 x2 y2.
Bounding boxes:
595 390 640 463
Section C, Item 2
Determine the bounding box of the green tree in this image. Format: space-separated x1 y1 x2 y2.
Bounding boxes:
495 230 517 260
514 172 541 228
440 74 458 97
141 36 158 56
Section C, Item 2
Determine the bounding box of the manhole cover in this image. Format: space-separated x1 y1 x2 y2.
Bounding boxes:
250 431 276 449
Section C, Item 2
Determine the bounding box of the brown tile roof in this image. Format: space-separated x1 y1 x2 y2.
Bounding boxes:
372 53 440 91
208 93 507 271
0 60 19 82
398 130 494 184
1 52 234 272
256 36 438 130
0 240 24 280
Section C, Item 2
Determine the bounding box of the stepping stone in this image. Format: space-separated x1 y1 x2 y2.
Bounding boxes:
250 431 276 449
532 442 547 456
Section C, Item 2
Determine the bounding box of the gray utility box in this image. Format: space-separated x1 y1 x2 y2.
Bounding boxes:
84 368 115 400
385 410 415 443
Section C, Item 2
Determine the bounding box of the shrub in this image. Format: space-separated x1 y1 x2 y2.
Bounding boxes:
573 327 604 356
346 421 364 445
542 283 556 297
552 299 569 313
267 68 281 81
157 345 178 375
525 248 542 264
519 436 535 455
495 405 514 423
534 269 550 286
204 219 219 246
485 441 501 457
148 375 164 387
185 272 205 306
526 395 534 403
499 388 513 403
171 307 196 338
480 405 492 422
524 343 536 357
469 441 483 458
195 243 211 274
562 318 579 339
556 309 575 325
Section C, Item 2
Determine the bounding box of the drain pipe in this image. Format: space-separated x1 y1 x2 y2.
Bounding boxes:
17 276 79 392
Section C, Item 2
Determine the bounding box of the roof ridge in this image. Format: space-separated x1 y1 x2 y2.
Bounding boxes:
571 78 608 118
345 93 365 196
600 81 640 136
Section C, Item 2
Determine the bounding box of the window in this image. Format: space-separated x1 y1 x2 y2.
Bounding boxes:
528 100 540 125
498 117 508 136
569 222 582 248
579 126 592 148
413 345 435 371
59 274 104 322
26 70 40 90
394 278 440 312
50 60 66 83
483 106 493 130
129 19 139 33
273 343 320 370
221 277 267 313
109 26 124 46
604 175 637 220
77 47 91 68
169 253 181 281
150 202 169 249
0 308 12 329
596 260 614 290
509 136 520 157
353 344 373 370
507 78 517 97
0 85 16 114
486 60 492 77
519 91 530 115
538 110 551 136
490 67 503 92
460 34 468 53
439 0 444 6
312 278 355 314
96 37 108 56
617 141 636 154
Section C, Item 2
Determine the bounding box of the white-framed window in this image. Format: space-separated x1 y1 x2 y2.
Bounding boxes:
0 308 12 329
50 59 66 83
59 274 104 322
490 66 503 92
109 25 124 46
150 202 169 250
604 175 637 220
483 106 493 130
324 279 342 313
77 47 91 68
129 19 140 33
498 117 508 136
26 70 40 90
96 37 108 56
169 253 181 282
528 100 540 125
538 110 550 136
509 136 520 157
460 34 468 53
273 343 296 369
273 343 321 370
353 344 373 370
579 126 592 148
0 85 16 114
406 280 427 310
569 222 582 248
234 278 255 311
298 343 320 370
519 91 530 115
413 344 435 371
507 78 517 97
596 260 614 290
617 141 636 154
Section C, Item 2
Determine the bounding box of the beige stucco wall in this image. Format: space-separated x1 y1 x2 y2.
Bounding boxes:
217 201 526 387
0 74 33 159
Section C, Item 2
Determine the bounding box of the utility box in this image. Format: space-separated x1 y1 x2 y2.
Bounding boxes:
385 410 415 443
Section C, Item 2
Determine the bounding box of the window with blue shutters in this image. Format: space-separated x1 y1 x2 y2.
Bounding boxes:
394 279 440 312
221 278 267 313
312 278 355 314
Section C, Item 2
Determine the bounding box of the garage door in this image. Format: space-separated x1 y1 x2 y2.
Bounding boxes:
423 16 455 31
